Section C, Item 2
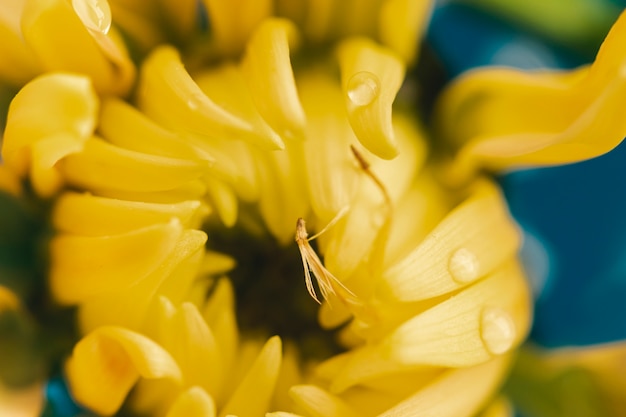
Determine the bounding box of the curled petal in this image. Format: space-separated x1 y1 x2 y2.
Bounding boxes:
379 180 520 302
21 0 135 95
243 18 306 140
435 10 626 175
65 326 182 416
337 38 405 159
137 46 259 142
2 73 98 187
50 219 183 304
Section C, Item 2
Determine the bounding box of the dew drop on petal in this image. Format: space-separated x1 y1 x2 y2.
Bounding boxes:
72 0 112 35
347 71 380 106
448 248 480 284
480 307 516 355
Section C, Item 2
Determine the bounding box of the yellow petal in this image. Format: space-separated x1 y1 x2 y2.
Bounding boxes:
99 97 216 164
78 230 207 332
201 0 272 56
436 10 626 174
59 137 208 193
377 355 512 417
137 46 258 143
242 18 306 140
65 326 182 416
323 117 423 278
50 219 183 304
53 192 207 236
195 63 284 150
337 38 405 159
21 0 134 95
201 278 239 395
297 70 360 224
155 301 222 397
321 343 435 393
166 386 216 417
2 72 98 177
29 132 84 197
203 176 239 227
0 1 40 85
383 260 531 367
272 343 303 412
289 385 361 417
379 180 520 302
254 142 309 244
184 132 261 202
220 336 282 417
378 0 433 64
266 413 305 417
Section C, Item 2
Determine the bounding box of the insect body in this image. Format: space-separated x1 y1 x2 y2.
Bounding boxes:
295 209 356 304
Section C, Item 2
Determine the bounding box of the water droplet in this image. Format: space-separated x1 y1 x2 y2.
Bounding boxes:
480 307 516 355
448 248 480 284
186 99 199 110
72 0 112 35
347 71 380 106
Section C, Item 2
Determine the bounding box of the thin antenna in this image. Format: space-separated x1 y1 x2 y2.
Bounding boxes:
350 145 392 207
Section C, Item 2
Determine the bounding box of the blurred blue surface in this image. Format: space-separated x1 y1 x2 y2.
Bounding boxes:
501 142 626 347
427 3 585 76
44 377 83 417
427 3 626 347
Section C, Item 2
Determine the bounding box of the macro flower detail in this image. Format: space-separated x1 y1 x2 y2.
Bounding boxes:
434 10 626 181
1 0 625 417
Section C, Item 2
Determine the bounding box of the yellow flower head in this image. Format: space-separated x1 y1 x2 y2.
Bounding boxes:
6 1 624 417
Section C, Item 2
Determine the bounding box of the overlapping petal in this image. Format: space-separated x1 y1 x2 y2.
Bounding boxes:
435 10 626 179
2 73 98 196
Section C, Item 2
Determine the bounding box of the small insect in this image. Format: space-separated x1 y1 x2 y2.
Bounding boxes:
295 206 356 304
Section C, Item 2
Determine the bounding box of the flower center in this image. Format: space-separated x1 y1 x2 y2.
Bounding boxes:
206 208 343 360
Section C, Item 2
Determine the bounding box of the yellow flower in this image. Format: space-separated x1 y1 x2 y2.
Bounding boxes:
433 10 626 183
16 0 626 416
0 0 134 93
